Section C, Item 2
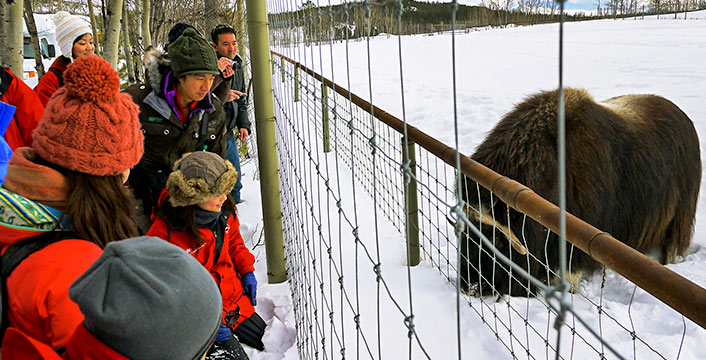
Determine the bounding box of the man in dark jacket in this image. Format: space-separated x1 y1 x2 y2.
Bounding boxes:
211 24 251 203
123 27 228 230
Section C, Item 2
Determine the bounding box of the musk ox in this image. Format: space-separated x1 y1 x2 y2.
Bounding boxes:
459 88 701 296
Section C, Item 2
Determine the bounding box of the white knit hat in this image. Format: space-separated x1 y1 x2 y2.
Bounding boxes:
54 11 92 59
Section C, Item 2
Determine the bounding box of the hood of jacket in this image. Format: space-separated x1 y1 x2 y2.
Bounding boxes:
143 47 172 96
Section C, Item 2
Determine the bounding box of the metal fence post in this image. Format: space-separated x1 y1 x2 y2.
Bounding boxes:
246 0 287 283
402 136 420 266
294 66 300 102
281 57 285 82
322 84 330 153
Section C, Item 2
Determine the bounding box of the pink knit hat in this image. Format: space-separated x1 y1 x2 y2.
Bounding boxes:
32 55 144 176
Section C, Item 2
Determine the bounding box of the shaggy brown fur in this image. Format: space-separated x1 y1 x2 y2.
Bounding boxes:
459 88 701 296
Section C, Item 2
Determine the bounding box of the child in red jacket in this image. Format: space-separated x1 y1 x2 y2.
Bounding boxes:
147 151 266 359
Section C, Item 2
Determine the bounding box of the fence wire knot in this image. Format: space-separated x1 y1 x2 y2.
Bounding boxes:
368 135 377 154
373 263 382 281
450 203 467 234
352 227 359 239
543 282 571 331
404 315 415 338
400 160 412 184
354 314 361 329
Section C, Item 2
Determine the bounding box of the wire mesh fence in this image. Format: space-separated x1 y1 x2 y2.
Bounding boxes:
259 1 702 359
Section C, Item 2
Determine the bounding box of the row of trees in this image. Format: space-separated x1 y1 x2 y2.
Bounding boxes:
270 0 593 45
0 0 248 86
599 0 705 17
270 0 705 46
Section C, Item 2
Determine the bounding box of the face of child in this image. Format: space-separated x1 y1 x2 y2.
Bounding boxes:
197 193 228 212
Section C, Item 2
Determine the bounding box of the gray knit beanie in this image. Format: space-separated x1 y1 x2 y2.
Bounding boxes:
69 236 222 360
167 151 238 207
167 27 220 78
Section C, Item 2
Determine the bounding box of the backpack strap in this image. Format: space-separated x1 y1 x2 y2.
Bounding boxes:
197 111 210 151
212 209 232 268
1 231 77 340
48 67 64 87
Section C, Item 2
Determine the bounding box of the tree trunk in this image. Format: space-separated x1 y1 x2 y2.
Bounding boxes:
204 0 219 37
133 0 144 81
102 0 108 36
103 0 124 69
23 0 45 78
88 0 102 55
121 0 135 83
0 1 8 67
6 0 24 77
142 0 151 48
236 0 247 80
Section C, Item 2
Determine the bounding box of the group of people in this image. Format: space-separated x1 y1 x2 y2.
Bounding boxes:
1 10 260 360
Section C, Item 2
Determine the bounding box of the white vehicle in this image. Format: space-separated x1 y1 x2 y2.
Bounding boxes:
22 14 59 89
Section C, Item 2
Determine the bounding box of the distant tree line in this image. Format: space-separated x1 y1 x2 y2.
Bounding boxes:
269 0 705 46
269 0 592 45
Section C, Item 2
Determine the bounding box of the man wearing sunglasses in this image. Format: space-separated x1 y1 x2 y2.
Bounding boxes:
211 24 250 204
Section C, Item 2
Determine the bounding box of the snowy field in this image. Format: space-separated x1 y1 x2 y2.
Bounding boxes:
239 10 706 360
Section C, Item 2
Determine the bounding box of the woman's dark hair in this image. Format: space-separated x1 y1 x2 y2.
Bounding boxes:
64 171 138 248
34 155 138 247
158 194 236 246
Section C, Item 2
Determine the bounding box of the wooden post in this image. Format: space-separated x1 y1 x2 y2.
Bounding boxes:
321 84 330 153
402 136 420 266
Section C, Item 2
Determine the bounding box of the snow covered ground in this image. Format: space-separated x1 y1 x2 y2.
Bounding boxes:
239 10 706 359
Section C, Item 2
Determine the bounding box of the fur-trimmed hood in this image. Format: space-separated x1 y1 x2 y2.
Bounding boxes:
142 47 172 96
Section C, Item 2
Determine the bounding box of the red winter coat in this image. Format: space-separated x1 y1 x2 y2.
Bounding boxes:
0 148 103 347
0 68 44 150
34 57 69 107
1 325 129 359
146 195 256 329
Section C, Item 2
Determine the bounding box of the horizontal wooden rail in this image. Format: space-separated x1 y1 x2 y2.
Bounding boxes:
271 50 706 329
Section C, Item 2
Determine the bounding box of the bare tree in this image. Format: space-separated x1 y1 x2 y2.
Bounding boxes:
132 0 143 80
103 0 123 69
235 0 246 79
203 0 219 37
142 0 151 48
0 1 7 66
87 0 102 55
23 0 44 77
6 0 23 76
121 0 134 83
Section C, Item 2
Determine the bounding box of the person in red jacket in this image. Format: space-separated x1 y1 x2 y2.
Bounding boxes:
34 11 94 106
0 67 44 150
0 55 143 348
1 236 223 359
147 151 266 359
